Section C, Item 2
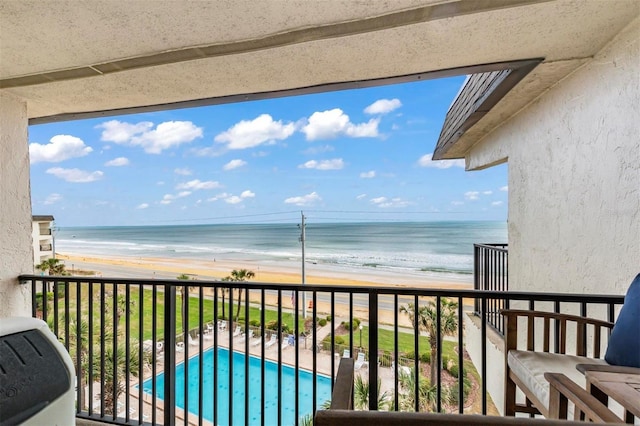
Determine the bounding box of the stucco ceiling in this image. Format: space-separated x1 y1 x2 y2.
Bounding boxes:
0 0 638 126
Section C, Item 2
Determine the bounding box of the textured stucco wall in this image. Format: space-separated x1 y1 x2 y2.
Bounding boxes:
0 91 33 316
468 19 639 295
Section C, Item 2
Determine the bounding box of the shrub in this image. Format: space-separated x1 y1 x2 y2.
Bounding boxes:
265 320 279 330
321 334 345 351
379 350 393 367
318 318 327 327
249 319 260 327
448 376 472 405
404 350 415 360
326 315 332 322
448 364 459 378
341 318 361 331
442 355 457 372
420 352 431 364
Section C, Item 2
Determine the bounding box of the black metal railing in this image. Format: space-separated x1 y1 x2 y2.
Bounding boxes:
39 243 53 251
21 274 622 426
474 243 508 334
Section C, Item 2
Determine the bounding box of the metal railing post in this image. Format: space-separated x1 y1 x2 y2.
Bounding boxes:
164 283 176 426
368 290 378 411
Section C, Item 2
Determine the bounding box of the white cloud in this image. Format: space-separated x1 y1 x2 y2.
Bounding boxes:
465 191 479 201
356 194 367 200
29 135 93 164
371 196 410 208
360 170 376 179
299 159 344 170
284 191 321 206
364 98 402 115
214 114 295 150
240 190 255 198
46 167 103 183
97 120 203 154
136 203 149 209
174 168 192 176
223 159 248 170
500 185 509 192
451 201 464 206
160 191 191 205
492 201 504 206
97 120 153 143
302 109 379 140
418 153 465 169
104 157 129 167
483 190 493 195
176 179 221 190
225 196 243 204
44 193 63 205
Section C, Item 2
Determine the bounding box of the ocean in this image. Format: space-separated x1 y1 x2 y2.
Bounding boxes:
55 221 506 280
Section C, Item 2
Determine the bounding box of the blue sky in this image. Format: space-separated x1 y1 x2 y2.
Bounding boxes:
29 76 507 227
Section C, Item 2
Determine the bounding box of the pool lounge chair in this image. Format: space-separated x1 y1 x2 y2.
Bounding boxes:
342 349 350 358
232 325 242 337
176 342 185 353
354 352 368 370
218 320 227 331
188 334 199 346
240 329 254 342
251 334 262 347
265 334 278 349
282 334 295 350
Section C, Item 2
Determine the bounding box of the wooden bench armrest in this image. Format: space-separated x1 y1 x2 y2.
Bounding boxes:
501 309 613 356
330 358 354 409
576 363 640 375
544 372 624 423
500 309 614 329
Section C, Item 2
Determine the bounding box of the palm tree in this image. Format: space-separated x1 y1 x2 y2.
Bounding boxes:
223 269 255 322
220 278 232 319
400 298 458 385
36 257 67 275
396 367 441 412
36 258 67 293
176 274 190 338
354 374 390 410
49 314 91 410
94 341 141 415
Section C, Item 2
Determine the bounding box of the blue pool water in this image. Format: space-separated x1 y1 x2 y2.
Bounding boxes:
143 348 332 425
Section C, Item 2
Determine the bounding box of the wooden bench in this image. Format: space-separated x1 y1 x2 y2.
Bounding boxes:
316 357 600 425
502 309 616 420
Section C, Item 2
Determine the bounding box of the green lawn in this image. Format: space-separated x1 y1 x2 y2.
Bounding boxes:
45 284 457 358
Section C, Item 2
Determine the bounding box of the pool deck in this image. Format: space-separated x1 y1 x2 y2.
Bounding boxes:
109 322 394 425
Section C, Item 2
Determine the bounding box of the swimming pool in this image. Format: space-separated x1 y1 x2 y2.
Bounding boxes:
143 348 332 425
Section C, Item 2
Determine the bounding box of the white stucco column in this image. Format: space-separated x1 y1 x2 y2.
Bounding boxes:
0 91 33 317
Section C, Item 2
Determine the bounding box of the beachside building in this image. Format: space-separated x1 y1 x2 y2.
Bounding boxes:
431 14 639 413
1 1 638 425
32 215 55 267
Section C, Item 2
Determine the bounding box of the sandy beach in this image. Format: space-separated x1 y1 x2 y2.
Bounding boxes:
57 252 473 327
57 252 472 288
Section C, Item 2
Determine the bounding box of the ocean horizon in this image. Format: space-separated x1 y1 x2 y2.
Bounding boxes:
55 221 507 280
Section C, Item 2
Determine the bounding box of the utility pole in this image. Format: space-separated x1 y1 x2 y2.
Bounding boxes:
299 211 307 318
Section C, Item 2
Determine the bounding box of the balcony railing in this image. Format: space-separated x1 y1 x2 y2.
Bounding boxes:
21 274 622 426
474 244 508 334
39 243 53 252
